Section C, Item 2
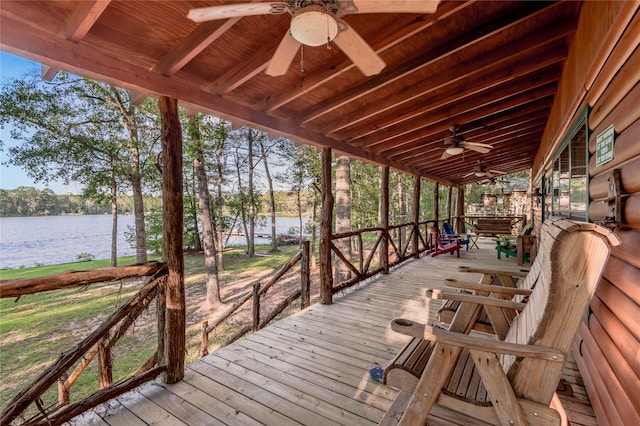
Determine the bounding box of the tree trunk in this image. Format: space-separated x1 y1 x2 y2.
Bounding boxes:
234 147 250 254
190 171 202 252
259 139 278 253
334 155 351 284
311 190 319 267
194 147 221 311
247 129 255 257
131 173 147 263
110 172 118 267
214 150 225 271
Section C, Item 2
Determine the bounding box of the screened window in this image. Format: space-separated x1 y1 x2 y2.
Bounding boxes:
550 116 587 220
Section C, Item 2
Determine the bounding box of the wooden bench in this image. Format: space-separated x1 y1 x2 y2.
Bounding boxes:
474 218 514 236
380 217 620 425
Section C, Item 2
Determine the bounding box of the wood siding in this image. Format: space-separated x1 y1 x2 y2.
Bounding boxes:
532 3 639 424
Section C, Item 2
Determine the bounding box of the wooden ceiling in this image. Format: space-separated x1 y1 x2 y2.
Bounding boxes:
0 1 582 186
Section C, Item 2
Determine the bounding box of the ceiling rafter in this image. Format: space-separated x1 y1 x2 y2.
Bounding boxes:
324 20 574 137
357 77 560 153
41 0 111 81
335 56 565 143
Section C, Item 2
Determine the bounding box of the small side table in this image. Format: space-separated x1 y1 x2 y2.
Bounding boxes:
467 233 479 249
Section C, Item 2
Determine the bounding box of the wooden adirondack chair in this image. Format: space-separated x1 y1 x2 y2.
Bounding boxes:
425 224 460 257
381 217 620 425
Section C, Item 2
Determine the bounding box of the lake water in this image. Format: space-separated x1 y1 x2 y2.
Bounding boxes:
0 215 309 269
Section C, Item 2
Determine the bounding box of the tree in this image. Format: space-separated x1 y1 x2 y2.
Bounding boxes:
185 114 221 311
334 155 352 284
0 72 159 264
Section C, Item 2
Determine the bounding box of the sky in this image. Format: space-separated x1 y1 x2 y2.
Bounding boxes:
0 52 81 194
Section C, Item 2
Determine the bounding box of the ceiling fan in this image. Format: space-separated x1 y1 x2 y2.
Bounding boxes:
440 125 493 159
463 162 506 179
187 0 441 76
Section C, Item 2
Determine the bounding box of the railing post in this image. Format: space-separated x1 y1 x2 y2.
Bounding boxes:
200 321 209 357
301 241 311 309
379 166 389 274
413 175 420 258
320 147 334 304
57 372 70 405
98 338 112 388
252 283 261 331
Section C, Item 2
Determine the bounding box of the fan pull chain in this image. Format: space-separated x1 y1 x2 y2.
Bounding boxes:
300 45 305 72
326 10 332 50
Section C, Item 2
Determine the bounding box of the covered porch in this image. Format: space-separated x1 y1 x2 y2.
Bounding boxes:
74 239 596 426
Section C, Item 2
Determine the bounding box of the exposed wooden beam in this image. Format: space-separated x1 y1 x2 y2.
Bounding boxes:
152 19 239 77
0 16 459 184
40 0 110 81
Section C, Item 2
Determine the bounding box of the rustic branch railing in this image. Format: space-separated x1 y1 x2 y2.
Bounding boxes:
0 262 168 426
329 220 434 294
200 241 311 356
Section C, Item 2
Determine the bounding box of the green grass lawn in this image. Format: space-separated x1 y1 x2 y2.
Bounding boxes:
0 244 304 420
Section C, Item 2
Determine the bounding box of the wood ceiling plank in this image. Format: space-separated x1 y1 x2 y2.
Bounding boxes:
41 0 111 81
324 20 575 137
261 0 471 113
294 1 564 125
354 72 560 153
152 19 240 77
336 49 567 142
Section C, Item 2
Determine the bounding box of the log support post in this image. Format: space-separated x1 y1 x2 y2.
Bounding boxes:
412 175 421 258
159 96 185 384
434 182 440 225
446 186 453 221
301 241 311 309
455 187 465 234
320 147 334 304
379 166 389 274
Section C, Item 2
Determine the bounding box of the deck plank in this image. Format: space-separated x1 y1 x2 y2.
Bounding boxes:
73 237 597 425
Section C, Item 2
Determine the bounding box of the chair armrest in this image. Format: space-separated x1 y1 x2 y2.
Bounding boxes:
444 279 532 296
458 265 529 277
425 289 526 311
390 319 565 363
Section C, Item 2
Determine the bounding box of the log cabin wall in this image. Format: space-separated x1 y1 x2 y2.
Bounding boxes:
531 3 639 425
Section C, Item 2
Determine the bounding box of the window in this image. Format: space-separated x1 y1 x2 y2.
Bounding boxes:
550 112 588 220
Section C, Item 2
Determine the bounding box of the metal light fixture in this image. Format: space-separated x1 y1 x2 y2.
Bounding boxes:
290 7 339 47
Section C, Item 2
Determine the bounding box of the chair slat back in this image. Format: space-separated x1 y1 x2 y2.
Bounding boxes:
499 217 619 405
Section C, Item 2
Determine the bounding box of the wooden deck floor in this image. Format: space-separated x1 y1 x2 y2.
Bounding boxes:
74 239 598 426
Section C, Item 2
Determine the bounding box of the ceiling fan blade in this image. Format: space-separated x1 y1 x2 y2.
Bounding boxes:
465 141 493 149
266 32 301 76
489 169 506 175
188 2 288 22
463 172 475 178
347 0 441 14
465 144 492 154
333 21 385 76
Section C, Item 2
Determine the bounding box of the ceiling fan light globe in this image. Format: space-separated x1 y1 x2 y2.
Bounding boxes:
290 10 338 46
445 146 464 155
475 172 485 177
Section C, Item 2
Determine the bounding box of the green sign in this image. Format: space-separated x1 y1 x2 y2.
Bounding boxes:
595 124 615 167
